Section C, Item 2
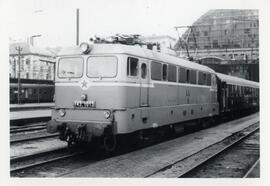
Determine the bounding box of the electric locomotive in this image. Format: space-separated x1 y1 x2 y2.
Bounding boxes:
47 40 259 150
47 41 220 150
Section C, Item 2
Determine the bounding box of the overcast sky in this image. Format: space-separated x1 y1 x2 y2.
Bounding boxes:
7 0 263 47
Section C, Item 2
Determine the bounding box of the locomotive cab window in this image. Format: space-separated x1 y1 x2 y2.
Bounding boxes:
127 57 138 77
58 57 83 78
87 56 117 78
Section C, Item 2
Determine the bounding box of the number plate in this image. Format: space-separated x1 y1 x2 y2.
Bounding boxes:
74 100 96 108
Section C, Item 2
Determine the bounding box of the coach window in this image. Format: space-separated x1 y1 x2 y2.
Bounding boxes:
228 85 231 97
151 61 162 80
127 57 138 77
239 86 242 96
179 67 186 83
168 65 176 82
162 64 168 81
141 63 147 79
190 70 197 84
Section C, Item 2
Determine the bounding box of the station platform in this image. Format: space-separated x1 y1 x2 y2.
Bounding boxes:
10 110 52 121
10 103 53 122
10 103 55 111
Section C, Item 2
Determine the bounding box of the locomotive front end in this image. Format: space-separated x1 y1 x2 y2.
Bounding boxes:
47 43 121 148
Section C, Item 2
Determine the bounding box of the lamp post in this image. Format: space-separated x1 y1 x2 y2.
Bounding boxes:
15 46 23 104
76 8 79 45
30 34 42 46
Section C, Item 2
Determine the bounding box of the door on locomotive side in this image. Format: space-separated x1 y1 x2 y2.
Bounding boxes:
139 59 149 107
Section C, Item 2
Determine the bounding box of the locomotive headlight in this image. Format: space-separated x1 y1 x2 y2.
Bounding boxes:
80 42 91 54
81 94 87 101
59 109 66 117
104 111 111 119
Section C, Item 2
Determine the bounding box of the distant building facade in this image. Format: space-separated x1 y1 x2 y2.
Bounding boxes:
9 43 55 80
175 9 259 81
142 35 177 49
141 35 177 56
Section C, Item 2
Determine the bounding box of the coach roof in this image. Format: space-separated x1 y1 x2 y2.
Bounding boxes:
216 73 259 88
58 44 215 74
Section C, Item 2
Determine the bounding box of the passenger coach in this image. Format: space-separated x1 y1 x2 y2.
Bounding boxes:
47 43 219 149
216 73 259 114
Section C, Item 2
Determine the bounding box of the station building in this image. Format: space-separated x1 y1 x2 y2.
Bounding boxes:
9 42 56 81
175 9 259 81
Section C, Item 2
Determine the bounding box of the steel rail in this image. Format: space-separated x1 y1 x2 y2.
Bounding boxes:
10 123 46 130
10 133 59 144
146 122 259 178
243 158 260 178
177 125 259 178
10 126 47 133
10 148 83 174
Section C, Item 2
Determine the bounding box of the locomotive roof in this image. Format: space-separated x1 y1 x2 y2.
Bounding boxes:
216 73 259 88
58 44 215 74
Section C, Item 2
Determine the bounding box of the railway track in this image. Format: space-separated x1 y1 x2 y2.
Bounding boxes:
10 133 59 144
10 147 83 175
147 122 259 178
10 123 47 134
11 114 259 177
10 122 59 144
243 158 260 178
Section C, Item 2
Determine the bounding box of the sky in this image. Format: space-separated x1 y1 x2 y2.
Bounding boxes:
6 0 253 47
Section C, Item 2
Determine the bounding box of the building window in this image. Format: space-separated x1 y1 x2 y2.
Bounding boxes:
244 28 250 34
25 58 30 65
127 57 138 77
212 40 219 48
204 31 208 36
